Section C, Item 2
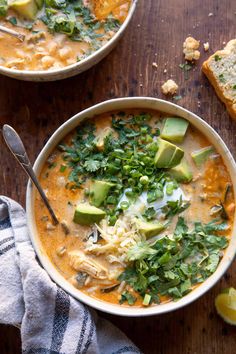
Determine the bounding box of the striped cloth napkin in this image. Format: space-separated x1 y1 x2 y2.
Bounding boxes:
0 196 141 354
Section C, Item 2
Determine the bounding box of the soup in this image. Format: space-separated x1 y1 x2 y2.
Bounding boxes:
35 110 235 307
0 0 131 70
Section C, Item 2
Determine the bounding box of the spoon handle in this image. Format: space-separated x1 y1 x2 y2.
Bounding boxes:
2 125 59 225
0 25 25 42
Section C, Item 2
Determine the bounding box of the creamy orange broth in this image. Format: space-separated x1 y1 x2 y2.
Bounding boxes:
0 1 130 70
34 110 235 307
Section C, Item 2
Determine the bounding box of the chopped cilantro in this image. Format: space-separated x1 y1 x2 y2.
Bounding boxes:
173 95 183 101
84 159 101 172
60 164 67 172
118 218 228 303
219 73 226 83
39 0 121 57
179 62 193 80
48 162 57 169
214 55 222 62
162 197 190 217
119 291 137 305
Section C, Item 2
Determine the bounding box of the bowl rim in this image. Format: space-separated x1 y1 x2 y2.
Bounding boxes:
0 0 137 78
26 97 236 317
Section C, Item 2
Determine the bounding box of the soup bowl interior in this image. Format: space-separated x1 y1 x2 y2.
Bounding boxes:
26 97 236 316
0 1 137 82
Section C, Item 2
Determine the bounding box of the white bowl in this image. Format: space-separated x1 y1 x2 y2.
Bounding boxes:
26 97 236 316
0 1 137 82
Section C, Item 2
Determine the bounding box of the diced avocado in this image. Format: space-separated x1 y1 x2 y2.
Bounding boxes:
95 127 114 151
169 159 193 183
9 0 38 20
191 146 214 167
154 138 184 168
73 203 106 225
161 117 189 143
168 146 184 168
136 219 165 239
90 180 114 207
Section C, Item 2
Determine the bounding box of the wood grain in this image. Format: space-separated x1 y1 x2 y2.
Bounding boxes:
1 0 236 353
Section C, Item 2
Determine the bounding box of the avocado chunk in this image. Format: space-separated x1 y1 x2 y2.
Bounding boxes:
161 117 189 143
191 146 214 167
9 0 38 20
168 147 184 168
154 138 184 168
73 203 106 225
95 127 114 151
169 159 193 183
90 180 114 207
136 219 165 239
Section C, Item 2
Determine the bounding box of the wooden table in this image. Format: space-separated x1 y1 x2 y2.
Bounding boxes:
1 0 236 353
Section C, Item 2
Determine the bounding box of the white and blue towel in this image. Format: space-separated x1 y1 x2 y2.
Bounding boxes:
0 196 141 354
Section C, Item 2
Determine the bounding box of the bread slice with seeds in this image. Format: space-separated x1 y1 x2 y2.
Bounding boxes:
202 40 236 120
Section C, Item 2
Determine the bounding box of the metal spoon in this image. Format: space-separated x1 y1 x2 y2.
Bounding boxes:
2 125 59 225
0 25 25 42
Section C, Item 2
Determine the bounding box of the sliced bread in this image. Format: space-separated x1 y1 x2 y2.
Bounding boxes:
202 40 236 120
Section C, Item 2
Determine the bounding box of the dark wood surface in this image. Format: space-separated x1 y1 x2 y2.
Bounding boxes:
1 0 236 353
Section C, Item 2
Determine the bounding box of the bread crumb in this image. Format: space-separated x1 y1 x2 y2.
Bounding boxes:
163 69 167 73
152 62 158 68
208 12 213 16
203 42 210 51
183 37 201 61
161 79 178 95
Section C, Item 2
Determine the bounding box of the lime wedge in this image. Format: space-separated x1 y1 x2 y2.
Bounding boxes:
215 287 236 324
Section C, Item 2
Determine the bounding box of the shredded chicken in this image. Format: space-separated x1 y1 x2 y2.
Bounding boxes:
26 31 46 45
69 250 108 279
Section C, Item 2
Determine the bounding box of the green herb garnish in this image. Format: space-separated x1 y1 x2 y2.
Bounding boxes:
60 164 67 172
40 0 121 57
214 55 222 61
118 218 228 303
219 74 226 83
179 63 193 80
119 291 137 305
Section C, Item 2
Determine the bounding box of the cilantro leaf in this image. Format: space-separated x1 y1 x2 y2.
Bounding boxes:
205 253 220 273
174 217 188 236
119 291 137 305
83 159 101 172
127 242 158 261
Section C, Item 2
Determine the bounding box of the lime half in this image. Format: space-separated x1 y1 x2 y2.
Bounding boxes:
215 287 236 325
